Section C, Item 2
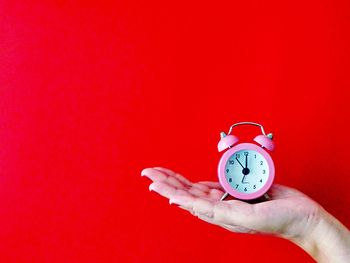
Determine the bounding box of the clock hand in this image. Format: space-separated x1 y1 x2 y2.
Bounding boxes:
237 157 250 184
241 153 250 184
241 174 249 184
235 158 245 169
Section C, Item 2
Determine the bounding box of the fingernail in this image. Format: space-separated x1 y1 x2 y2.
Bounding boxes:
149 184 155 192
169 198 181 205
141 168 148 176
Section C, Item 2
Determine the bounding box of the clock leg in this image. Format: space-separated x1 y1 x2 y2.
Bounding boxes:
220 192 229 201
263 193 271 201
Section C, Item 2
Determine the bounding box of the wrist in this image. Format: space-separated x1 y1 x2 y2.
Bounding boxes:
291 208 350 262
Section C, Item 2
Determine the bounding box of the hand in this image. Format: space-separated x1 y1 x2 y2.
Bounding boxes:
141 167 350 263
141 167 319 236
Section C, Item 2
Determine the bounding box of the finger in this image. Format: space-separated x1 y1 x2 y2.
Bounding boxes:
208 188 225 200
149 181 176 199
188 187 208 198
177 205 190 211
192 183 210 192
145 174 211 201
149 181 193 199
191 183 225 200
153 167 193 186
151 168 219 195
167 176 186 189
169 195 215 218
172 184 220 201
144 168 225 201
147 168 213 198
189 186 225 201
142 168 187 189
141 168 167 181
197 181 224 191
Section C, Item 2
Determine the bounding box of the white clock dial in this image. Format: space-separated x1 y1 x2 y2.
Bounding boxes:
224 149 269 194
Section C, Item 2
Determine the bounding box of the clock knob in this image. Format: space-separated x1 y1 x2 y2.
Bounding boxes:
253 134 275 151
217 132 239 152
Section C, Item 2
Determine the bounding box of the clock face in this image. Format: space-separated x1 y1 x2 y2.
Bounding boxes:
224 149 269 194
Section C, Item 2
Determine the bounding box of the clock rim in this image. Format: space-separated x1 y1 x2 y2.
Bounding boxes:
218 142 275 200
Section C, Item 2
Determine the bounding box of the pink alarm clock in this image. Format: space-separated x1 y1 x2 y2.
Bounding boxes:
218 122 275 201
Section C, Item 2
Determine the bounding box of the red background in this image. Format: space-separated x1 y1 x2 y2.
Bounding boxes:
1 1 350 262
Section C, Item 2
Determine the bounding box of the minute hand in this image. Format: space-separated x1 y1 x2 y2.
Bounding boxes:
235 158 245 169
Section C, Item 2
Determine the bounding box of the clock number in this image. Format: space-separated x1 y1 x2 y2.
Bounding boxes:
244 187 247 192
253 185 256 189
229 178 232 182
229 160 234 165
254 154 257 158
263 170 266 174
260 179 263 183
244 152 248 156
260 161 263 165
226 169 229 173
235 184 239 189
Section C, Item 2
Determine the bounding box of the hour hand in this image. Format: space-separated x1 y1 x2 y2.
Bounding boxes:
241 175 249 184
235 157 245 169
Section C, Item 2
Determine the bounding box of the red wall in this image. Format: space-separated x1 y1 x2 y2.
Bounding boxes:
1 1 349 262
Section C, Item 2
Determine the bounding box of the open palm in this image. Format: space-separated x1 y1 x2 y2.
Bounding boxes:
141 167 322 240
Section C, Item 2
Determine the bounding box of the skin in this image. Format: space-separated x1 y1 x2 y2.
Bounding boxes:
141 167 350 262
